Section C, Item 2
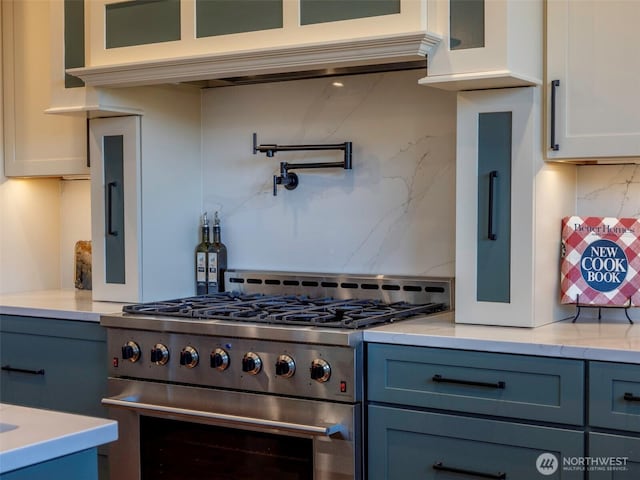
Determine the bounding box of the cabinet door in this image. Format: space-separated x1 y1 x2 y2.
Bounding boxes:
1 0 88 177
0 316 107 418
86 0 431 67
546 0 640 160
420 0 542 90
589 433 640 479
589 361 640 433
90 116 142 302
368 405 584 479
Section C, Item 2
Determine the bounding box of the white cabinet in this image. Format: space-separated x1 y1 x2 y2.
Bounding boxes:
71 0 441 87
2 0 87 177
89 86 201 303
419 0 542 91
456 87 575 327
47 0 141 115
546 0 640 161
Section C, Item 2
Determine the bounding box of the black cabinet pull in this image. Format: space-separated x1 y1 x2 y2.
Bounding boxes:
1 365 45 375
623 392 640 402
107 181 118 236
488 170 498 241
550 79 560 151
433 462 506 479
432 374 505 389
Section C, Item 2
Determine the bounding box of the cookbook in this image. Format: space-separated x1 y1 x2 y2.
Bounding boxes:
560 216 640 306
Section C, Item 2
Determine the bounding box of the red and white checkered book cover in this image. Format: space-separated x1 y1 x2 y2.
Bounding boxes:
560 216 640 306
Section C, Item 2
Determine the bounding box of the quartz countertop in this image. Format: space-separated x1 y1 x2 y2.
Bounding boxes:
1 291 638 363
0 290 127 322
365 312 640 363
0 403 117 474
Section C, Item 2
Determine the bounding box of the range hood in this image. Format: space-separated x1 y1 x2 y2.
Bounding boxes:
67 32 441 88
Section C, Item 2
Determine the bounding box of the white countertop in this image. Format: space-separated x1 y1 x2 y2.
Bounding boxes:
0 290 126 322
0 403 117 474
1 291 639 363
365 312 640 363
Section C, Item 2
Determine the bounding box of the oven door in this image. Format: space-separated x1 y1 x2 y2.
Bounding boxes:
103 378 360 480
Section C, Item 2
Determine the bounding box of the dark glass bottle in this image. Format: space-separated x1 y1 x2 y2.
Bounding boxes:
195 213 210 295
207 212 228 293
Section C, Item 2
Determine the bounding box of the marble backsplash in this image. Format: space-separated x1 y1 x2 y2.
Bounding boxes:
202 70 457 277
577 164 640 217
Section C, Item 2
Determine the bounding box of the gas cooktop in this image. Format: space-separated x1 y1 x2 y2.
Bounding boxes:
123 292 446 329
120 270 454 331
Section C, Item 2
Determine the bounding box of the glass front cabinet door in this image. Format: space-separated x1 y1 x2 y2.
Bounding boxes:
420 0 543 91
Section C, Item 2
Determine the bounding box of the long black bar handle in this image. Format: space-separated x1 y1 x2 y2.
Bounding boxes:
2 365 45 376
488 170 498 241
624 392 640 402
550 79 560 151
433 462 506 479
107 181 118 236
433 374 506 389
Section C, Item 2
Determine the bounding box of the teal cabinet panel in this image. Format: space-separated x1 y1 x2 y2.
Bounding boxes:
367 343 584 425
105 0 180 49
0 448 98 480
589 433 640 479
103 135 126 285
476 111 512 303
300 0 400 25
196 0 283 37
450 0 485 50
589 361 640 433
64 0 84 88
368 405 584 479
0 316 107 418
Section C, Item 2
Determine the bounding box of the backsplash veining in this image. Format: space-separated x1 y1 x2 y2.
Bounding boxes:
202 70 457 276
577 164 640 217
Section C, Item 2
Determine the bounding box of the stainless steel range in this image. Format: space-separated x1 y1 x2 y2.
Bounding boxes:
100 271 453 480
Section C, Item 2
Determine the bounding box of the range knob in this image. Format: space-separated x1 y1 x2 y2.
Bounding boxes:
121 341 140 363
310 359 331 383
150 344 169 365
179 346 199 368
241 352 262 375
210 348 230 371
275 354 296 378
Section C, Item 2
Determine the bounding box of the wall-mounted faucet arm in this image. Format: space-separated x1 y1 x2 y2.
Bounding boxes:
254 133 353 196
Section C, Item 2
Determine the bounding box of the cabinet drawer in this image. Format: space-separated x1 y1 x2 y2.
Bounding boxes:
368 405 584 479
590 361 640 433
368 344 584 425
588 433 640 479
0 316 107 418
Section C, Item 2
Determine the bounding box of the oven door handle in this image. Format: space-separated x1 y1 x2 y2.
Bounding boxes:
102 397 346 437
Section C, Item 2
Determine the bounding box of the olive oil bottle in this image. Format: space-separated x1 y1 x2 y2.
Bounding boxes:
207 212 228 293
195 213 210 295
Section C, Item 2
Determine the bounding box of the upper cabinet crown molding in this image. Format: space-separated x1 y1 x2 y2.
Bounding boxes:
68 0 442 88
69 32 441 88
419 0 543 91
546 0 640 163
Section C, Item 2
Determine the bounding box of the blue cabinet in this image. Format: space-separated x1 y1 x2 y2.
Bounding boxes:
367 343 586 479
0 448 98 480
0 315 107 418
368 343 584 425
0 315 108 479
369 405 583 479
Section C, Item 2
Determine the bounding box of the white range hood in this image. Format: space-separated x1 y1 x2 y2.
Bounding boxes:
67 31 441 88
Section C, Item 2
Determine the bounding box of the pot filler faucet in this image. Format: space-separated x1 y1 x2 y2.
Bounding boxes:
252 133 353 196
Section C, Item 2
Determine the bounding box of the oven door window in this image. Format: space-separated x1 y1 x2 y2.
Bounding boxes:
140 416 314 479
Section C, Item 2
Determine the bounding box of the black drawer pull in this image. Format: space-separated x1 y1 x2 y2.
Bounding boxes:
1 365 45 375
623 392 640 402
488 170 498 241
550 79 560 151
433 462 506 479
432 374 505 389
